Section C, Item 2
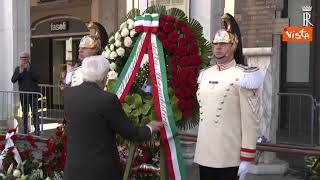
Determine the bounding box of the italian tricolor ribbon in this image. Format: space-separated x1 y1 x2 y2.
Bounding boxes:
112 14 186 180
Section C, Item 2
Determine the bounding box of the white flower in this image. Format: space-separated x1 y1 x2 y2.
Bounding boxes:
126 19 134 25
121 28 129 37
130 29 136 37
128 23 134 30
116 47 125 57
127 19 135 30
104 46 109 51
104 49 111 59
110 44 115 51
45 177 52 180
13 169 21 177
124 37 133 47
114 40 122 47
108 70 118 80
110 51 118 60
108 36 115 43
120 22 128 30
110 62 117 71
115 32 121 40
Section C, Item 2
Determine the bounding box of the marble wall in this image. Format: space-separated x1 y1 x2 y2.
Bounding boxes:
244 41 281 164
244 47 273 141
0 0 30 130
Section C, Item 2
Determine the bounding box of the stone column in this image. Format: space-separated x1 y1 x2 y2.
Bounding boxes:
93 0 126 35
244 47 274 147
190 0 225 41
179 2 225 179
0 0 30 91
0 0 30 130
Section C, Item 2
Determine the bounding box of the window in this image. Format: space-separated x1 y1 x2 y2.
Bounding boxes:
286 0 311 82
127 0 189 15
149 0 189 14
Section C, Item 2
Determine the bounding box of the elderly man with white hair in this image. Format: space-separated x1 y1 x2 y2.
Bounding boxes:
11 51 40 136
63 55 163 180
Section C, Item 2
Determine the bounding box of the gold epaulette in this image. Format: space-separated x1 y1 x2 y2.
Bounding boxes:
236 64 260 72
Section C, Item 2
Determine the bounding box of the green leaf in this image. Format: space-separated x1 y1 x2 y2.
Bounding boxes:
170 95 178 106
167 8 187 21
125 95 135 105
125 94 142 109
149 108 157 120
144 98 153 105
167 87 174 97
122 103 132 115
141 116 151 125
132 93 143 108
130 116 140 125
173 109 182 121
131 108 142 117
122 8 141 23
186 18 203 37
107 79 117 92
198 37 212 68
144 5 167 15
142 103 152 115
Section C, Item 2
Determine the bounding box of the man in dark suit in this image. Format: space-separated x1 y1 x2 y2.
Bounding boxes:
11 52 40 135
63 55 163 180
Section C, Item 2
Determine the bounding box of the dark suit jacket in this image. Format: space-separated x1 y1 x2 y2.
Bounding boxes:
63 81 151 180
11 64 40 92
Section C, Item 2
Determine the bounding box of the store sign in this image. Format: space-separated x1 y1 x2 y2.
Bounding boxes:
50 21 68 32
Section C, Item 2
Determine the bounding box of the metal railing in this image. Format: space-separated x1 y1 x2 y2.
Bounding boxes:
277 93 318 146
178 133 320 156
0 90 44 135
39 84 64 122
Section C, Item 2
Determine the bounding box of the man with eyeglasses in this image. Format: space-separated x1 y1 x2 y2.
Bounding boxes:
11 51 40 135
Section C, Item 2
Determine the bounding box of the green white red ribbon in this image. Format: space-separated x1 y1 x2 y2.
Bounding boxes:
112 14 186 180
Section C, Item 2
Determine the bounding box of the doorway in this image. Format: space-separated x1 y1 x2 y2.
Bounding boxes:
278 0 319 146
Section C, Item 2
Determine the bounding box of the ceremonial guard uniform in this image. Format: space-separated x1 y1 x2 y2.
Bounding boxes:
194 14 264 180
195 60 263 166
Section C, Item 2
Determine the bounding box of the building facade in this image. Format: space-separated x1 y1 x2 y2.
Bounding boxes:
0 0 319 174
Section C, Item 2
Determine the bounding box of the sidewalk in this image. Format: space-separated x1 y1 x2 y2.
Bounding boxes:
246 174 302 180
186 162 305 180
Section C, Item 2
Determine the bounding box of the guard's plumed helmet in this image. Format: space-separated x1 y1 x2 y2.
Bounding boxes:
213 13 245 65
79 35 101 49
79 22 108 52
212 29 238 52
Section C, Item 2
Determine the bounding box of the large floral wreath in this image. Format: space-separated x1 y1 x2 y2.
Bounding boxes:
103 5 211 179
104 6 211 129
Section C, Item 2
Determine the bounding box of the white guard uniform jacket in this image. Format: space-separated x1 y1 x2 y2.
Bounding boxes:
65 66 83 87
194 59 263 168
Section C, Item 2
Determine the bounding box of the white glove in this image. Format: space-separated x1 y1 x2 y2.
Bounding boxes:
65 71 72 85
237 161 251 180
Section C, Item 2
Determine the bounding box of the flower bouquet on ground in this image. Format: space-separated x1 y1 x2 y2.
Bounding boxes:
119 138 161 180
103 5 211 180
0 120 66 179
